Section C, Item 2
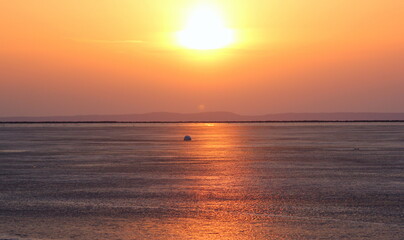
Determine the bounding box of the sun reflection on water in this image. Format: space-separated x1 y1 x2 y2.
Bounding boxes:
138 123 268 239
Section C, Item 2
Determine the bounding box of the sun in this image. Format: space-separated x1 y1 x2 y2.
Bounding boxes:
177 5 235 50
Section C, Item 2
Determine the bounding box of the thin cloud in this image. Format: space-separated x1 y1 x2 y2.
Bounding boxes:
72 38 144 44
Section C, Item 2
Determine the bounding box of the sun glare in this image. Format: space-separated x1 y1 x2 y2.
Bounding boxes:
177 5 235 50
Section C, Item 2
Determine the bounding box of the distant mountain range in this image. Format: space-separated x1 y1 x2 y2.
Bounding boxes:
1 112 404 122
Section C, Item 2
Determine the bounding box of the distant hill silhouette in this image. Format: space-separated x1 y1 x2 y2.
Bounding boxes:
1 112 404 122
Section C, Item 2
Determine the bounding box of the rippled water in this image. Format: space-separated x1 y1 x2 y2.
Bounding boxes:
0 123 403 239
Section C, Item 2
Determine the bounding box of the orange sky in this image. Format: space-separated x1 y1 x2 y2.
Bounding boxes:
1 0 403 116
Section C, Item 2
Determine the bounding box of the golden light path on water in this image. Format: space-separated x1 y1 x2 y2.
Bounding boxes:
119 123 287 239
168 124 255 239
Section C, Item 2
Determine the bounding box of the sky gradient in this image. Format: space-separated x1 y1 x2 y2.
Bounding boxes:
1 0 403 117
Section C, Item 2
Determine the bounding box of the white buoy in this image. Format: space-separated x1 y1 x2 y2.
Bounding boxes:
184 135 192 141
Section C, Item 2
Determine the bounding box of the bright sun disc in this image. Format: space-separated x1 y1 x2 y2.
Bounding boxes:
177 5 235 50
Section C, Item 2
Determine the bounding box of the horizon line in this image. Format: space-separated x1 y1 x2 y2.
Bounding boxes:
2 111 404 119
1 120 404 124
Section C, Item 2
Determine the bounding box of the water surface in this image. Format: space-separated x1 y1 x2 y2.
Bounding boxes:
0 123 403 239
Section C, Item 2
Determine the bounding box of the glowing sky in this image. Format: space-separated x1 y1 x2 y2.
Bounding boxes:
0 0 403 116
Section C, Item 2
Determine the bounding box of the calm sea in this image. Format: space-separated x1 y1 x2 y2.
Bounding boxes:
0 123 403 239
